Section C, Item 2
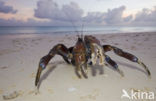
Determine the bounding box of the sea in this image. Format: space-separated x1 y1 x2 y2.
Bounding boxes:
0 26 156 35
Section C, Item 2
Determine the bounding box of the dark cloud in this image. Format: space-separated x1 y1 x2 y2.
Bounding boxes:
34 0 83 22
0 1 17 14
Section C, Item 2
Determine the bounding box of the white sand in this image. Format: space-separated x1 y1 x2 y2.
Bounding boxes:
0 32 156 101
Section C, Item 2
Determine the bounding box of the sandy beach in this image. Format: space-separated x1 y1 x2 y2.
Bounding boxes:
0 32 156 101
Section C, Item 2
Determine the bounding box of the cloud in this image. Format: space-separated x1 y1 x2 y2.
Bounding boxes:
84 12 105 25
0 1 17 14
33 0 156 26
34 0 83 22
132 6 156 26
104 6 132 25
34 0 132 26
0 1 156 27
83 5 156 26
84 6 132 25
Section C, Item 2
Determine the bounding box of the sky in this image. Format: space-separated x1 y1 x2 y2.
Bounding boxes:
0 0 156 26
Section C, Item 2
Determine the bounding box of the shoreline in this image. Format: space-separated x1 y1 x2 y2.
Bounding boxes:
1 25 156 35
0 31 156 36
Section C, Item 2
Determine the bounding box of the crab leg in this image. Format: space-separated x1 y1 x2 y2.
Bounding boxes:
81 63 88 78
105 55 124 77
103 45 151 77
75 63 88 79
92 43 105 66
35 44 72 87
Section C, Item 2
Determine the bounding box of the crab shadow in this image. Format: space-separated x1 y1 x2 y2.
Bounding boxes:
37 60 148 89
37 61 104 89
115 60 148 76
37 61 66 89
89 60 148 77
89 64 104 76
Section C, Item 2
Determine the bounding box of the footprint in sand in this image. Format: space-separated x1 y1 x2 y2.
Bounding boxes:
47 88 54 94
49 40 53 42
28 90 38 95
34 42 39 45
101 39 107 42
9 84 16 89
0 89 3 95
0 66 8 70
3 90 24 100
59 40 64 43
130 87 151 93
137 43 142 46
114 43 119 45
80 89 100 100
72 76 79 80
30 72 36 78
144 37 149 41
67 37 72 40
12 39 23 48
3 91 19 100
20 47 24 50
131 46 136 50
20 60 23 64
19 68 24 72
0 49 18 56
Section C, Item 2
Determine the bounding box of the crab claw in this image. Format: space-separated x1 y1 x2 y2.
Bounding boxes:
35 62 46 87
35 54 52 87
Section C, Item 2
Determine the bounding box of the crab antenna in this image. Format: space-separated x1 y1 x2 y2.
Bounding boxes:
63 11 80 35
81 21 84 36
81 34 83 39
80 18 85 40
77 34 80 38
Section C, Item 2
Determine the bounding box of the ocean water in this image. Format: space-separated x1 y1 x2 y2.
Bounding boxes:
0 26 156 35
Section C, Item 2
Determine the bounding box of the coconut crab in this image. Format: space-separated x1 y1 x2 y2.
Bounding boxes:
35 35 151 87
